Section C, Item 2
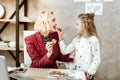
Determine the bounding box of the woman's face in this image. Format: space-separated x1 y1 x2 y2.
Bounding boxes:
76 19 83 34
48 15 57 33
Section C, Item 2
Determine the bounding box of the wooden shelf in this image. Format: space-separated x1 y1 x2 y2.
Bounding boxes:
0 46 23 51
0 19 35 23
0 0 28 67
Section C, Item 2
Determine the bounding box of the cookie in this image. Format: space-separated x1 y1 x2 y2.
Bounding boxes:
52 39 56 45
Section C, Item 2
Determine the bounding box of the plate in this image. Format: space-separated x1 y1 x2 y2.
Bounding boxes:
48 70 68 78
0 4 5 18
49 70 66 76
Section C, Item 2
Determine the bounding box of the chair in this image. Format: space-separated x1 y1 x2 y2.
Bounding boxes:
23 30 35 68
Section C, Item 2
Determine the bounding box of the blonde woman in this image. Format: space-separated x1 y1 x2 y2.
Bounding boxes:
58 13 101 80
25 11 72 68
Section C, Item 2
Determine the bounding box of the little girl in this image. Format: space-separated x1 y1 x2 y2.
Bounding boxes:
58 13 101 79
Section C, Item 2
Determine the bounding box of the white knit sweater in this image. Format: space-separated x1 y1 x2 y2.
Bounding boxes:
59 36 101 75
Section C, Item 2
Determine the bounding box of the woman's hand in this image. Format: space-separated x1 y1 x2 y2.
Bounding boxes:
56 27 63 41
46 42 53 58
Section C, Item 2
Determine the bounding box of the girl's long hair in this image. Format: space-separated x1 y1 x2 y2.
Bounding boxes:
78 13 99 39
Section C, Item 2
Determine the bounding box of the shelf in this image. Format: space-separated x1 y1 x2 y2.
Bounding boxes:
0 46 23 51
0 0 28 67
0 19 35 23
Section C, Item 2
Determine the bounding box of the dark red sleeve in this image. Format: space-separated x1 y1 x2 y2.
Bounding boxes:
25 36 53 68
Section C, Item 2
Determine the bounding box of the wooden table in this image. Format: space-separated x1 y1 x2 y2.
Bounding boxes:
20 68 86 80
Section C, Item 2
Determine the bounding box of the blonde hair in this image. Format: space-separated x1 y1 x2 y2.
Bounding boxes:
34 11 54 33
77 13 99 39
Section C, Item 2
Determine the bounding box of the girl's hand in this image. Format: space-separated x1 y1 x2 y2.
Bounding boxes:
46 42 53 58
56 27 63 41
69 51 76 59
85 72 90 80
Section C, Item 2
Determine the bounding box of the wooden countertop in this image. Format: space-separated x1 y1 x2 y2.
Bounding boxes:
20 68 86 80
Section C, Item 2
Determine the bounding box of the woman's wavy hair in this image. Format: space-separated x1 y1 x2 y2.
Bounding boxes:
34 11 54 33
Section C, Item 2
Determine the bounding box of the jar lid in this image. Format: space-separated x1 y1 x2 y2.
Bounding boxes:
0 4 5 18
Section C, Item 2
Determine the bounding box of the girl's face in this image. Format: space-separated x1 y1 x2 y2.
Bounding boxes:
48 15 57 33
76 19 83 34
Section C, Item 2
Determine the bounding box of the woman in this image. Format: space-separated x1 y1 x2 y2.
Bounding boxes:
58 13 101 79
25 11 72 68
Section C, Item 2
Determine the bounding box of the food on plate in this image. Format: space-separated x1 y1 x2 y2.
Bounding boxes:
51 39 57 45
49 71 65 75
